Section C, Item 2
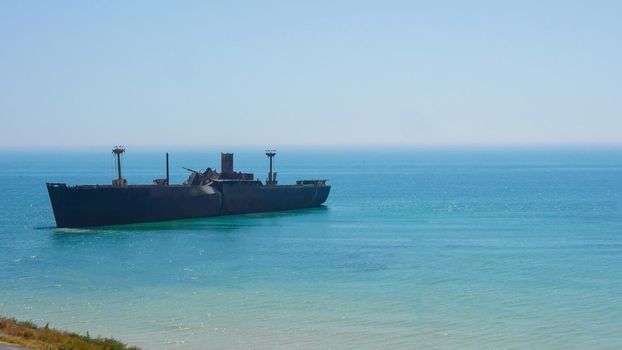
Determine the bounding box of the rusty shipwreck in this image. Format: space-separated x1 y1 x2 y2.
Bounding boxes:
46 147 330 228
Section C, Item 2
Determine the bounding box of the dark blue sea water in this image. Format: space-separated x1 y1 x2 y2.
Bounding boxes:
1 148 621 349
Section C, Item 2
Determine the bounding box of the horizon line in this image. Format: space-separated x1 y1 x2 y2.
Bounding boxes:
2 142 622 152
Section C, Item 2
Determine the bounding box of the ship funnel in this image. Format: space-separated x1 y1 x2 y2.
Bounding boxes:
221 153 234 174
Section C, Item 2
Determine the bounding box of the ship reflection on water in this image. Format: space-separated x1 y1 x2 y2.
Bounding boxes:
50 205 330 236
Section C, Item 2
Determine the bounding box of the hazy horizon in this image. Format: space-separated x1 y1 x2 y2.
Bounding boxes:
2 142 622 153
1 1 621 147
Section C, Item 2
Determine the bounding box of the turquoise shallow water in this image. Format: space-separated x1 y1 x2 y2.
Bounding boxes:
1 148 622 349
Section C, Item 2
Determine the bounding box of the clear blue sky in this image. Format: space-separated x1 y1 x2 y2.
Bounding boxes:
1 0 620 147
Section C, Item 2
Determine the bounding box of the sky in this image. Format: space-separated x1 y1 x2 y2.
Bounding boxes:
0 0 621 148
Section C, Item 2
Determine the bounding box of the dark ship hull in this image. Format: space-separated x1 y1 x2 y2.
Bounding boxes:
46 149 330 228
47 184 223 228
217 180 331 215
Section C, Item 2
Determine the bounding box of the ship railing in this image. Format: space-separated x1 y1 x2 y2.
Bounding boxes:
46 182 67 188
296 179 328 186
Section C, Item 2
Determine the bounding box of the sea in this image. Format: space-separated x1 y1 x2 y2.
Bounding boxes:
1 147 621 349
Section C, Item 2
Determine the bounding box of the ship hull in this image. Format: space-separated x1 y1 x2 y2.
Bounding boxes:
47 182 331 228
218 181 331 215
47 184 223 228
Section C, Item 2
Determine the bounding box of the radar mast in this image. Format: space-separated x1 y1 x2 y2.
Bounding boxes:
112 146 127 187
265 150 277 185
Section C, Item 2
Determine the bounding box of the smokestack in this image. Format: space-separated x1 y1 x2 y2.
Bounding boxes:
221 153 234 174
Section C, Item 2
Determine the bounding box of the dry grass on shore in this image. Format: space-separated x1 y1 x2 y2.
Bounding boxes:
0 316 140 350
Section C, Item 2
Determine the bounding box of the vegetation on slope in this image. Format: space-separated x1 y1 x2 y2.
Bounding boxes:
0 316 140 350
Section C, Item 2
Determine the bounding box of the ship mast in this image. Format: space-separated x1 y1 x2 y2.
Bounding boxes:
265 150 277 185
112 146 126 186
165 152 169 185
